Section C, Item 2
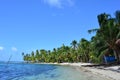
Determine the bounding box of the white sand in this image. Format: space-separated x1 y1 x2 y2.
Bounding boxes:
58 62 92 66
58 63 120 80
84 67 120 80
35 62 120 80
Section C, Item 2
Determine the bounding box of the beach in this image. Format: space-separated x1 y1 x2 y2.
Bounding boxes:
83 66 120 80
0 62 119 80
54 63 120 80
34 62 120 80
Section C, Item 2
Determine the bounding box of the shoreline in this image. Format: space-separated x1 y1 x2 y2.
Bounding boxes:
60 63 120 80
35 62 120 80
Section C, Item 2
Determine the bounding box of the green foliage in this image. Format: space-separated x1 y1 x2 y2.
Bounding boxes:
22 10 120 64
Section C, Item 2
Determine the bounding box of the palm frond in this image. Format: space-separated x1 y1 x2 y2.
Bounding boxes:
88 29 98 34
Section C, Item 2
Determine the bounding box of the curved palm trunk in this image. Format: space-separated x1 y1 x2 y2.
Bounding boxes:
114 49 120 63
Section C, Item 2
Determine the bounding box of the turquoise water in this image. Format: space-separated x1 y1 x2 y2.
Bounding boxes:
0 63 109 80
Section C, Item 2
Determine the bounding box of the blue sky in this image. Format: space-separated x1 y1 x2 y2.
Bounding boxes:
0 0 120 61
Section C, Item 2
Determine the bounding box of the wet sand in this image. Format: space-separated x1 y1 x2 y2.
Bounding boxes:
35 62 120 80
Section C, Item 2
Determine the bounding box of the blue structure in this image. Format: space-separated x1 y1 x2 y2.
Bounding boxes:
104 56 116 63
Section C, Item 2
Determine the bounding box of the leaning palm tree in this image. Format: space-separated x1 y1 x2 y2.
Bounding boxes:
89 11 120 63
98 12 120 62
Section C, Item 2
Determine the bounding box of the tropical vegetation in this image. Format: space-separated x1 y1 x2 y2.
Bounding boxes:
22 10 120 64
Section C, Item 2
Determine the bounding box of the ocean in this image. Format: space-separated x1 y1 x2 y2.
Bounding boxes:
0 63 109 80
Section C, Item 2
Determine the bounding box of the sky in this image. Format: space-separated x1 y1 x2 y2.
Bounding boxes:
0 0 120 61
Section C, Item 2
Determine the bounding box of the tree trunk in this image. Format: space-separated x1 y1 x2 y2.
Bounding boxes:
115 49 120 63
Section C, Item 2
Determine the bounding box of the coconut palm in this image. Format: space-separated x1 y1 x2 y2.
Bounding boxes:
22 10 120 64
71 40 77 50
35 50 39 62
31 51 35 62
78 38 90 62
89 11 120 63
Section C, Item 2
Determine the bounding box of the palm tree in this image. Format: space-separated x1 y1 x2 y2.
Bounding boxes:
89 11 120 63
90 35 107 63
21 11 120 64
31 51 35 62
40 49 47 62
22 52 25 62
35 50 39 62
115 11 120 25
78 38 90 62
71 40 77 50
24 54 30 63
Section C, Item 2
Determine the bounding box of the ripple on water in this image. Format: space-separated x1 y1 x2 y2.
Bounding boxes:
0 63 111 80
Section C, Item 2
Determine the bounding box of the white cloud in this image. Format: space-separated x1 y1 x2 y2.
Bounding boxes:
11 47 18 52
0 46 4 51
42 0 74 8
